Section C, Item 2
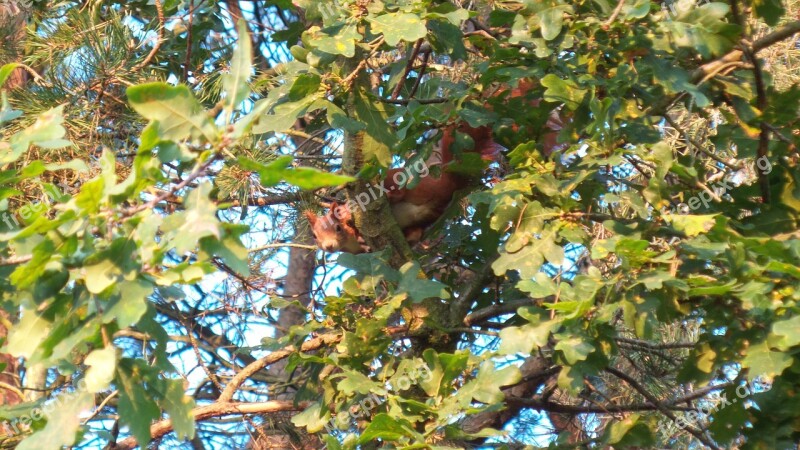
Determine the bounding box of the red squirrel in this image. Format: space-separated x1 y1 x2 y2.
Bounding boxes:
305 81 565 253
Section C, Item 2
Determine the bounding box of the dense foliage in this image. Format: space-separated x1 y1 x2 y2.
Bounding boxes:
1 0 800 449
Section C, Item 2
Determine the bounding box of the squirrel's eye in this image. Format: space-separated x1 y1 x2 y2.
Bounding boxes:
334 223 342 232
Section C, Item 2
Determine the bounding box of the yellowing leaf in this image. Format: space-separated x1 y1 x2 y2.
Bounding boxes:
85 347 117 393
663 214 717 236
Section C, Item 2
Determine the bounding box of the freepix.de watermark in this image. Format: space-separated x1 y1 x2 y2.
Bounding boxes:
321 159 430 228
323 363 432 434
0 183 61 230
660 155 772 215
666 379 771 435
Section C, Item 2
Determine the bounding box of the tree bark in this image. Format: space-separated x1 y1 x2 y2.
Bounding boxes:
0 2 31 412
0 7 30 89
250 121 320 450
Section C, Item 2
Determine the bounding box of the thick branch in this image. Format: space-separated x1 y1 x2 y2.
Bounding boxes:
450 256 500 326
464 298 546 326
218 332 341 403
648 21 800 116
508 398 694 414
110 401 307 450
341 91 412 265
696 21 800 84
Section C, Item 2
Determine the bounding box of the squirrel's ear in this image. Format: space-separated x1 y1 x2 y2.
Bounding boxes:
330 201 339 210
334 202 353 222
304 210 318 225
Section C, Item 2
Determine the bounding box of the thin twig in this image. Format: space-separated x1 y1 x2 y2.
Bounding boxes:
0 255 32 266
341 37 385 89
183 0 194 81
132 0 165 71
390 38 424 100
379 97 448 105
614 337 696 350
605 367 722 450
602 0 627 29
742 41 771 203
249 242 319 252
83 390 119 425
664 115 742 171
120 155 219 219
407 49 430 99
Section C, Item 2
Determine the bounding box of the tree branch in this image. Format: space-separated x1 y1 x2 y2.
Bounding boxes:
605 367 721 450
217 332 341 402
132 0 165 72
110 401 308 450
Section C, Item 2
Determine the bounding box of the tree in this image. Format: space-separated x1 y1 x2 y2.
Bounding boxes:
0 0 799 449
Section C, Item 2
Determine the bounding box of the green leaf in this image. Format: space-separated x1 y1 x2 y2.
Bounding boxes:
466 361 521 404
311 24 362 57
0 63 20 88
159 379 196 441
397 262 450 302
16 391 93 450
707 398 748 444
85 346 117 393
117 361 161 447
0 93 22 124
517 272 558 298
353 89 395 165
162 183 220 254
369 13 428 46
537 6 568 41
428 20 467 60
338 370 384 395
358 413 416 443
232 98 272 138
75 176 105 214
741 341 791 380
32 268 69 303
499 318 557 355
603 414 655 447
325 101 366 133
425 6 470 25
291 402 330 434
623 0 651 19
199 232 251 276
663 214 716 237
7 308 51 359
753 0 784 25
84 259 121 294
493 227 562 278
223 20 253 111
289 73 321 101
127 83 217 142
2 106 71 164
239 156 354 190
650 58 711 106
555 336 595 365
103 279 152 328
420 350 469 397
771 316 800 350
541 74 586 110
251 95 319 134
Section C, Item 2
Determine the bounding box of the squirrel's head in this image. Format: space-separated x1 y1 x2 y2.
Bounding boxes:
305 202 364 253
